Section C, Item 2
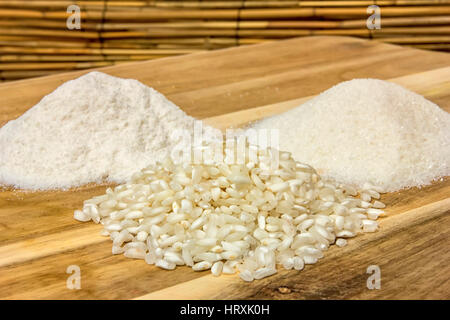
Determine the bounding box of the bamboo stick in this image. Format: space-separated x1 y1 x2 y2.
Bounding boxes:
0 46 205 55
372 26 450 36
0 70 63 80
296 0 450 7
0 1 106 9
151 1 246 9
239 7 450 19
409 43 450 49
68 16 450 31
39 18 450 31
103 37 240 45
0 39 100 48
101 29 238 38
117 6 450 20
0 55 106 62
375 36 450 43
105 34 450 46
0 54 180 62
312 6 450 18
238 38 274 44
99 20 342 30
0 19 98 30
0 27 99 39
0 40 233 50
3 6 450 21
0 35 56 42
154 0 450 8
0 0 293 10
101 27 450 39
102 9 239 20
101 21 238 30
237 28 371 37
0 61 115 71
0 9 48 19
340 16 450 28
1 0 450 10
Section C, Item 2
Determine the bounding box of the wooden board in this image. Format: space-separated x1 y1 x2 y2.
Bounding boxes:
0 36 449 300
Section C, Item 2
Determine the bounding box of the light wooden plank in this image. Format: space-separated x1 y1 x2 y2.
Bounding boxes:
0 36 449 299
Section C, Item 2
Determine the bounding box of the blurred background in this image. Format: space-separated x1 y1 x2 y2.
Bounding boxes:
0 0 449 82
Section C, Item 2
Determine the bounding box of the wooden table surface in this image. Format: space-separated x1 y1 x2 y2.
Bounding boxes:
0 36 449 300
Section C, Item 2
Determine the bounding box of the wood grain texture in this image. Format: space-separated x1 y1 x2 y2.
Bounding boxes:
0 36 449 300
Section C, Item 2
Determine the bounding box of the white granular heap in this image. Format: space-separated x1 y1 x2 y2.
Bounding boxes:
251 79 450 192
0 71 201 190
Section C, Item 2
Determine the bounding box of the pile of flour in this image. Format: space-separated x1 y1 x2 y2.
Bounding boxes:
0 72 208 190
251 79 450 192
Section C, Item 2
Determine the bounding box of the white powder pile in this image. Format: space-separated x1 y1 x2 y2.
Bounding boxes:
0 71 203 190
251 79 450 192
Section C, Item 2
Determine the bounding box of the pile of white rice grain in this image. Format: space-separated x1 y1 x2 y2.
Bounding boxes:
0 71 203 190
75 144 385 282
251 79 450 192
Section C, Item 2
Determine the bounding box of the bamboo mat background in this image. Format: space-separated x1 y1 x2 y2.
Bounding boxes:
1 0 450 82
